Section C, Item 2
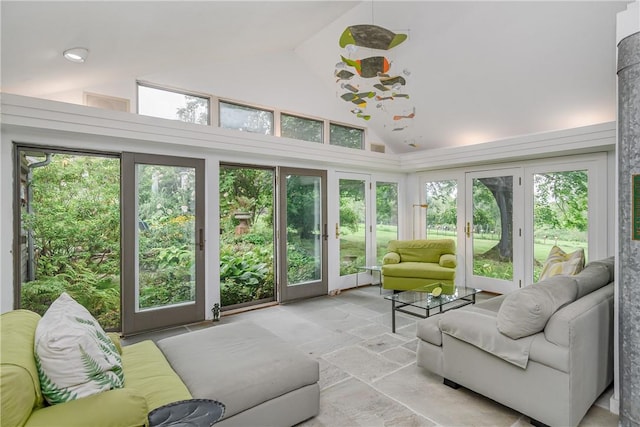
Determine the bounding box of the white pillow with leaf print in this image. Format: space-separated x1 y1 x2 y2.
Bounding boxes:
34 292 124 405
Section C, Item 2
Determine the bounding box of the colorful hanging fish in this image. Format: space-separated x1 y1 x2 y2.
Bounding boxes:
339 25 407 50
335 70 355 81
341 55 390 78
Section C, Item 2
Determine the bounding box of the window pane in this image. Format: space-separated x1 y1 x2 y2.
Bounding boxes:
425 180 457 241
339 179 366 276
376 182 398 264
533 171 588 282
220 101 273 135
329 123 363 149
138 85 209 125
281 114 323 143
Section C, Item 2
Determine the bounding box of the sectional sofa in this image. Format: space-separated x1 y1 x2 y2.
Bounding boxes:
416 257 615 427
0 311 319 427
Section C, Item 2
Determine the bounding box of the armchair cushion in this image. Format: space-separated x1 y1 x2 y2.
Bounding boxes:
439 254 457 268
382 252 400 264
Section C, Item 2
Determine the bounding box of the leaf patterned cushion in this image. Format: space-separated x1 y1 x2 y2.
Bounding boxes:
34 292 124 405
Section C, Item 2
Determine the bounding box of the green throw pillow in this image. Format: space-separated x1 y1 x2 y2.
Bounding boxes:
383 252 400 264
34 293 124 405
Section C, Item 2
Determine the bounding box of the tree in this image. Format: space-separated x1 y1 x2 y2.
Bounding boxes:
476 177 513 261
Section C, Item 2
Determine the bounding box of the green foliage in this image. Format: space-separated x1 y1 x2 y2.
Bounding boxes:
35 352 78 405
220 235 274 306
473 259 513 281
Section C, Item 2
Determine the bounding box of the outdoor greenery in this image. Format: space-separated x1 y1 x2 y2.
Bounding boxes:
20 154 121 328
425 171 588 281
18 149 590 327
219 166 275 306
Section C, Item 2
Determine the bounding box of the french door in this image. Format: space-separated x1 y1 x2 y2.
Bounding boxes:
336 173 370 288
465 169 523 294
278 168 328 302
121 153 205 335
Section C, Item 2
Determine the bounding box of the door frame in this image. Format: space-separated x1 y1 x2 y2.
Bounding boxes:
335 172 372 289
277 167 328 302
121 152 205 335
464 168 524 294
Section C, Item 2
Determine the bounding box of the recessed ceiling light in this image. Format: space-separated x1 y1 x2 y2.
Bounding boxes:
63 47 89 63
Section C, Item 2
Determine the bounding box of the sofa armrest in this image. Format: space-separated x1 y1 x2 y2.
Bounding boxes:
439 254 456 268
25 388 149 427
382 252 400 265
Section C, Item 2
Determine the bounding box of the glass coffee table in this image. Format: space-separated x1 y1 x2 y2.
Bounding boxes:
384 286 480 333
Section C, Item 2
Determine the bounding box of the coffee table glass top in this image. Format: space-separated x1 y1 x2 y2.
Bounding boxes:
384 285 480 310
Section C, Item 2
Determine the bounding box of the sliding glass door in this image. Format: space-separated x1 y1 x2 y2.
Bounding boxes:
121 153 205 335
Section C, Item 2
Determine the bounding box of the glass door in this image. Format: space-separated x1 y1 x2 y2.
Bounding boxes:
465 169 522 294
121 153 205 335
278 168 327 302
374 181 399 265
337 173 369 288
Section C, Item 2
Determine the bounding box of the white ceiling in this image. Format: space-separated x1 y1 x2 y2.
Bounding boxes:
0 1 630 154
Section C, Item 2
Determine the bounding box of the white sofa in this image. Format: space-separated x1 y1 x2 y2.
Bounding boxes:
416 257 614 427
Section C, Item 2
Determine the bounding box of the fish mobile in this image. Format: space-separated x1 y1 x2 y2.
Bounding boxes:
335 24 415 129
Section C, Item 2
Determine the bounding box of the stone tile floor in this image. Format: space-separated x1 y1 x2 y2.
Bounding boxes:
123 285 617 427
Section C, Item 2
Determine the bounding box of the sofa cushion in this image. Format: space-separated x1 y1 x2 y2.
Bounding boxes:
157 322 319 420
34 293 124 405
25 387 149 427
382 252 400 264
121 340 191 411
416 316 443 346
382 262 455 280
440 310 536 369
388 239 455 263
574 263 611 299
586 257 614 282
439 254 457 268
1 309 44 427
539 245 585 280
497 277 578 339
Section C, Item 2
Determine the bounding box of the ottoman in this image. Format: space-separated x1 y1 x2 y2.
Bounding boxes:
156 322 320 427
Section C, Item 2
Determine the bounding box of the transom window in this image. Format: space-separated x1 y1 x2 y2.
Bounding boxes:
330 123 364 149
138 84 210 125
136 82 370 150
281 113 323 143
219 101 273 135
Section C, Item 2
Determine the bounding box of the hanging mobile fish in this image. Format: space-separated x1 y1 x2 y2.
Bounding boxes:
374 83 391 92
339 25 407 50
341 55 390 78
335 69 355 81
393 108 416 120
341 83 358 93
379 75 406 86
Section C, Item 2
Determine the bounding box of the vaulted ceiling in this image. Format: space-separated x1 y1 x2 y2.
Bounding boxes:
1 1 630 153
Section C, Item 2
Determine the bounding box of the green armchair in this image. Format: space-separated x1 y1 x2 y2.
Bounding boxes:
381 239 457 293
